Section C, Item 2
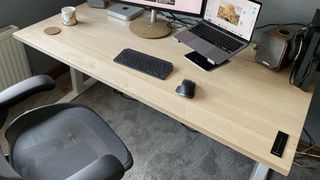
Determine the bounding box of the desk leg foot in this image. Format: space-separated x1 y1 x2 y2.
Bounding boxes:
250 162 269 180
56 67 97 103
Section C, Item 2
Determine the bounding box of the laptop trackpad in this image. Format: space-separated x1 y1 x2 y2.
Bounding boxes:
175 30 197 43
188 38 213 54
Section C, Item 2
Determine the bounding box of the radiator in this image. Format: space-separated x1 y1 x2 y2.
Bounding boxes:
0 25 31 91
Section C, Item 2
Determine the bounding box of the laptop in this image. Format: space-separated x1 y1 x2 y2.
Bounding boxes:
174 0 262 65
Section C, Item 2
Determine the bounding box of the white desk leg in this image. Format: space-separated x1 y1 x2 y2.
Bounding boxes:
250 162 269 180
70 67 85 94
56 67 97 103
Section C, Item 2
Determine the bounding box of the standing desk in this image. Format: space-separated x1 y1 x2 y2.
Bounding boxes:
13 4 312 180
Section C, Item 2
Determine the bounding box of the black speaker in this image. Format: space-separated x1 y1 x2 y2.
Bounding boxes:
255 26 296 71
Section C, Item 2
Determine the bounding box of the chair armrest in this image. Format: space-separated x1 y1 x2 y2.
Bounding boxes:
0 148 22 180
66 155 125 180
0 75 55 110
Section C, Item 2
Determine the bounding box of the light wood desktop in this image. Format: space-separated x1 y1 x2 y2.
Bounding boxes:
13 3 312 179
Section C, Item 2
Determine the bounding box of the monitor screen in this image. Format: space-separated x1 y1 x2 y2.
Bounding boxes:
204 0 261 41
117 0 205 16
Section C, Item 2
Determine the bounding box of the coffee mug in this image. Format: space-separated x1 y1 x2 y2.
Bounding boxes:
61 6 77 26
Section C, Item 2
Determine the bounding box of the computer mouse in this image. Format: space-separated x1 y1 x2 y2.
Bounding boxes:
175 79 196 98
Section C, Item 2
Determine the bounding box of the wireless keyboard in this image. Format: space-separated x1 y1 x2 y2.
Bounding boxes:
114 48 173 80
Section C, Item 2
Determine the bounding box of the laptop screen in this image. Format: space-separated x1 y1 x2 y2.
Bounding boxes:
204 0 261 41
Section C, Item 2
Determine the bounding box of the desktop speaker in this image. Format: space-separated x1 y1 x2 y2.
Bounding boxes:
255 26 296 71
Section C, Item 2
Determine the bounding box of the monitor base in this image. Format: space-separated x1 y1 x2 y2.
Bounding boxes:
129 16 171 39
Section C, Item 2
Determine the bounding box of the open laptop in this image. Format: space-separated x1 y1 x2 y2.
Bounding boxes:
174 0 262 65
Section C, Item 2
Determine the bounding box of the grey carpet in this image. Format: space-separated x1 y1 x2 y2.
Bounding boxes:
1 73 320 180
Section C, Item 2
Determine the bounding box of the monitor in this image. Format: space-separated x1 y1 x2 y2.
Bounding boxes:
111 0 206 38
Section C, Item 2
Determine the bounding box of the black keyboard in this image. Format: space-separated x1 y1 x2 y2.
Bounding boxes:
190 23 244 53
114 49 173 80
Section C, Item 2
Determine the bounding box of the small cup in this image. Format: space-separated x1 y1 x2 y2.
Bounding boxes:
61 6 77 26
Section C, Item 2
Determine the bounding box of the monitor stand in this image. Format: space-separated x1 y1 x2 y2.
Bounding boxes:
184 51 229 71
129 10 171 39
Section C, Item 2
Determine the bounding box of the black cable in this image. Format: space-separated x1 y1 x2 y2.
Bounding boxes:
255 23 306 30
157 12 186 29
179 17 201 24
113 89 138 101
289 55 314 85
294 127 315 159
303 127 315 149
158 11 165 17
169 13 195 26
158 11 200 30
161 11 199 26
289 61 299 85
167 19 188 29
180 123 199 133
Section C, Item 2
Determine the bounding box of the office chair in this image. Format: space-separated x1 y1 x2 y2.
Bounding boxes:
0 75 133 180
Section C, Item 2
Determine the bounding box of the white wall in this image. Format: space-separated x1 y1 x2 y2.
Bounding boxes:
0 0 86 74
257 0 319 26
252 0 320 42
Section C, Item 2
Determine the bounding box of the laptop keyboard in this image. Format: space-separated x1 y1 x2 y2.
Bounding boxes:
190 23 244 53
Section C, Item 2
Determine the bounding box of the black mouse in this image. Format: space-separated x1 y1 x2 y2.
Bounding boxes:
175 79 196 98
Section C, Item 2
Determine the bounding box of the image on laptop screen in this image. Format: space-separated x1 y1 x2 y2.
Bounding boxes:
204 0 261 41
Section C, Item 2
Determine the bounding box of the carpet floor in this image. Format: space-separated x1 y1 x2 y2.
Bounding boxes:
1 73 319 180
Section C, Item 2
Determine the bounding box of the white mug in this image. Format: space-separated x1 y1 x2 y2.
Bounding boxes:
61 6 77 26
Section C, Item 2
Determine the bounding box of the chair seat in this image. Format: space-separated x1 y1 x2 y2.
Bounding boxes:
5 103 132 180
